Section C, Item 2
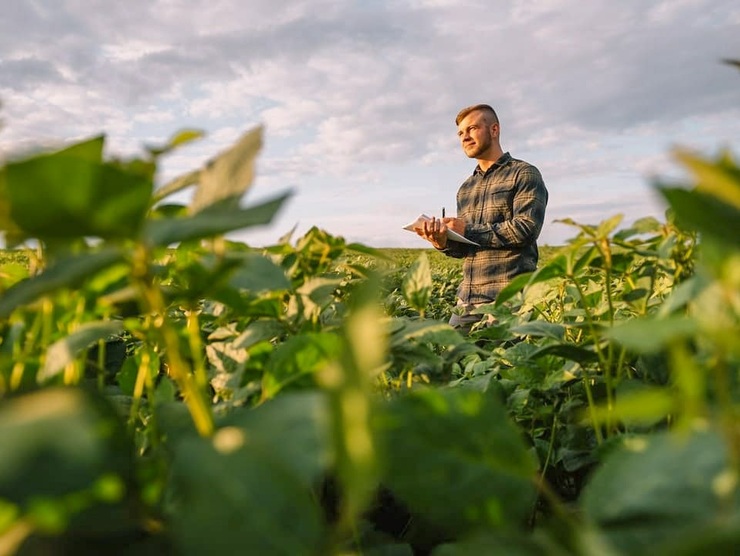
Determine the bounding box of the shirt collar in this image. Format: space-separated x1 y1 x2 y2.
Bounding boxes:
473 152 512 176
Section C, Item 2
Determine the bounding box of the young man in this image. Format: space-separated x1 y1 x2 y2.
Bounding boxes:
415 104 548 331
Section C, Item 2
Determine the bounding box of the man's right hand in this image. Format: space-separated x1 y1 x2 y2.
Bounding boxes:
414 217 448 250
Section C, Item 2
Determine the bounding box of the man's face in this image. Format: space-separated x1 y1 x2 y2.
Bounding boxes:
457 111 497 159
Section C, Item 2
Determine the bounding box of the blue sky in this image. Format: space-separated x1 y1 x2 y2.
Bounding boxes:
1 0 739 247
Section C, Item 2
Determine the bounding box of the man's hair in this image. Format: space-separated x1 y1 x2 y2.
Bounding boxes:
455 104 499 126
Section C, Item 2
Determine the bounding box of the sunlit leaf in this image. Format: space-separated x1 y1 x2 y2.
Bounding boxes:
0 249 124 318
376 388 537 538
586 386 675 427
39 321 124 383
606 316 698 353
228 252 291 292
262 333 342 399
146 128 205 157
190 126 263 214
0 388 130 505
658 187 740 248
510 321 566 341
582 430 739 555
673 148 740 210
168 428 323 556
402 253 432 313
4 136 152 241
143 191 290 246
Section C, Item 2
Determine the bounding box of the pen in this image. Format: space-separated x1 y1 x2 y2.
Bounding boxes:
442 207 445 218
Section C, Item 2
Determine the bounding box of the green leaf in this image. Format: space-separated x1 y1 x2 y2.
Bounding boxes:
659 187 740 248
4 136 152 241
389 318 466 347
494 272 532 306
433 530 567 556
530 343 600 365
582 430 739 555
39 321 124 383
606 316 698 354
510 321 566 341
167 422 324 555
402 253 432 313
190 126 263 213
614 216 662 240
495 255 568 307
228 252 291 292
674 148 740 210
219 391 332 488
0 249 124 318
143 191 290 246
376 388 537 538
0 388 130 505
596 214 624 238
146 128 205 157
587 386 675 427
262 333 342 399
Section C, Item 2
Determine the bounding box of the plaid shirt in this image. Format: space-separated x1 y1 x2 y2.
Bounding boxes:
441 152 548 305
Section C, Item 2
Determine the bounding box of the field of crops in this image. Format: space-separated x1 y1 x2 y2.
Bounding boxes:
0 125 738 555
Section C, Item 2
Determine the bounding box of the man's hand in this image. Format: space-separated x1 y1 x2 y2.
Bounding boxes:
443 217 465 236
414 216 448 249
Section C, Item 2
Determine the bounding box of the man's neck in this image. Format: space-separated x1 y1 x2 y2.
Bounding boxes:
476 148 505 173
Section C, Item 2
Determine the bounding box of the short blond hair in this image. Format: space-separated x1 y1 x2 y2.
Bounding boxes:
455 104 499 126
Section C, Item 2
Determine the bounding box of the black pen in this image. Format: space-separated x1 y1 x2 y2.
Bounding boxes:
442 207 445 218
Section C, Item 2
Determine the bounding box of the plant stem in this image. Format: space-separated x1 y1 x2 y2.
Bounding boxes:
132 244 214 437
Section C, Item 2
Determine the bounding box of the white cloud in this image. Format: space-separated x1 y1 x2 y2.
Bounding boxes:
1 0 738 248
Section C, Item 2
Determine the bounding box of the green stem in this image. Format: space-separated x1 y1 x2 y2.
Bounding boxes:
132 245 214 437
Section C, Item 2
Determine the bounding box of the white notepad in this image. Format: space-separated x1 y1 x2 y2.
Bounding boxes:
403 214 480 246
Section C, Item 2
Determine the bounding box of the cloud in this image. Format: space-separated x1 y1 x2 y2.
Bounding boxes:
1 0 738 248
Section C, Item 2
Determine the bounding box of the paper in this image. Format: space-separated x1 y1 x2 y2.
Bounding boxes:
403 214 480 246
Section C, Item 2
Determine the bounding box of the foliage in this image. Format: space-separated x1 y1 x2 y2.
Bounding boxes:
0 103 739 555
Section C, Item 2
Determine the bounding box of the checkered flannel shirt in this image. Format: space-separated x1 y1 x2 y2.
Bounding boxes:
440 152 548 305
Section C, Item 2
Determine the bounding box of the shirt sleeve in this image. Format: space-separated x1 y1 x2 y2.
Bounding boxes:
464 167 548 248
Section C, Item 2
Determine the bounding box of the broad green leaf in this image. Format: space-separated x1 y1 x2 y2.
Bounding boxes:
674 148 740 210
530 343 600 365
190 126 263 214
659 187 740 248
606 316 698 353
143 191 290 246
510 321 566 341
582 430 739 555
39 321 124 383
167 425 323 556
402 252 432 313
432 530 573 556
376 388 537 538
228 252 291 292
596 214 624 238
0 388 130 505
495 255 567 307
494 272 532 306
0 249 124 318
4 136 152 241
614 216 662 240
153 170 201 204
389 318 466 347
0 167 26 246
219 391 332 487
262 332 342 399
587 386 675 427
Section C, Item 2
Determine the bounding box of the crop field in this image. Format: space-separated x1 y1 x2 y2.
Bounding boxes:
0 126 738 556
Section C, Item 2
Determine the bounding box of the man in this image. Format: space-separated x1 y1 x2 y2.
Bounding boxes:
415 104 548 331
